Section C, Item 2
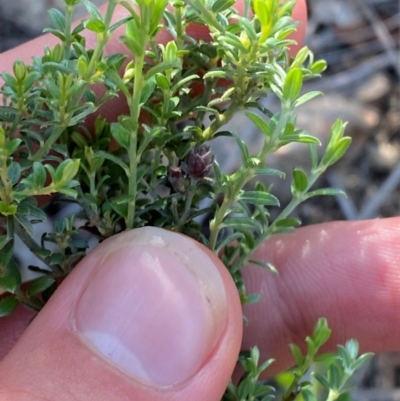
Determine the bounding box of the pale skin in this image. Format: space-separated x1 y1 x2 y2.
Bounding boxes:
1 1 400 400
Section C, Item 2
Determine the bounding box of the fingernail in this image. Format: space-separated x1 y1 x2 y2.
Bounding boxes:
74 227 227 387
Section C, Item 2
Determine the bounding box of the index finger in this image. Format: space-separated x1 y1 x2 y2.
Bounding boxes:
242 217 400 376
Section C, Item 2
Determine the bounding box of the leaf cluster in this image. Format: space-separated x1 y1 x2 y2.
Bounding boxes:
224 319 373 401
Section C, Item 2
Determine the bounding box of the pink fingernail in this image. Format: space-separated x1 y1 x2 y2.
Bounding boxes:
74 227 227 387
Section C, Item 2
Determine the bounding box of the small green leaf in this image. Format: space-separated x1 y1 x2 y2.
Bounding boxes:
312 318 332 348
144 61 180 81
230 132 250 164
301 387 318 401
14 214 34 237
310 59 327 74
2 72 18 90
140 77 156 105
64 0 81 6
5 138 22 156
12 60 26 81
171 74 199 92
0 202 17 216
293 91 323 108
239 17 257 42
243 293 261 304
54 159 80 185
254 0 272 26
291 46 309 68
345 339 359 359
322 137 352 167
95 151 129 176
283 68 303 103
239 191 280 206
84 18 106 33
219 33 248 53
275 218 301 228
48 8 66 31
245 111 271 136
110 122 130 151
0 276 18 293
222 217 263 233
254 167 285 179
155 74 170 90
289 343 304 366
164 41 178 63
351 353 374 371
27 276 55 297
337 345 353 372
212 0 235 13
0 295 19 317
306 188 346 199
292 168 308 193
327 119 347 147
313 372 331 389
32 162 47 188
280 133 321 145
7 162 21 185
248 259 278 274
327 363 342 390
120 35 144 57
109 16 133 33
215 232 244 254
82 0 103 19
203 70 228 79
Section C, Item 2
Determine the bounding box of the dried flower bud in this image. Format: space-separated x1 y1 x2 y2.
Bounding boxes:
168 166 189 193
182 145 214 178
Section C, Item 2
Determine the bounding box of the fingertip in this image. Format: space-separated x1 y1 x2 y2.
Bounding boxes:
0 228 242 401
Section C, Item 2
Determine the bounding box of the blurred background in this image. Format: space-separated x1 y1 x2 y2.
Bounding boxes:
0 0 399 399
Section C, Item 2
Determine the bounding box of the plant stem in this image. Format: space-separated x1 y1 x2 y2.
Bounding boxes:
126 55 145 229
86 1 117 78
63 4 75 60
0 150 13 204
230 169 322 273
14 220 52 268
177 184 195 227
202 102 239 140
209 195 231 251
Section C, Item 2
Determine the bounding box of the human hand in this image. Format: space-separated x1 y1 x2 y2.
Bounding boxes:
1 217 400 400
6 1 398 399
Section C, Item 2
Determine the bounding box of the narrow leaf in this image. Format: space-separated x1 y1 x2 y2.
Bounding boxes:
245 110 271 136
239 191 280 206
27 276 55 297
283 68 303 103
215 232 244 254
292 168 308 193
306 188 346 199
254 167 285 179
144 61 180 80
248 259 278 274
0 295 19 317
0 276 18 293
293 91 323 108
212 0 235 12
275 218 301 228
222 217 262 233
94 151 129 176
289 343 304 366
48 8 66 31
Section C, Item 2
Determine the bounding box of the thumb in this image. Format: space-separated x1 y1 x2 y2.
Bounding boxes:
0 227 242 400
